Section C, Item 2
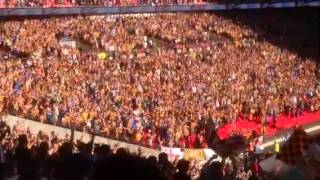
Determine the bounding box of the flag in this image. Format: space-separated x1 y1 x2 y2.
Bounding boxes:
161 147 183 161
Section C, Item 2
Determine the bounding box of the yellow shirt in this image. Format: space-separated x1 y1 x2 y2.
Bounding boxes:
98 52 108 60
135 133 142 142
82 112 89 121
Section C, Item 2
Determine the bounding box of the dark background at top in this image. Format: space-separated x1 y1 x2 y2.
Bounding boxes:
215 7 320 62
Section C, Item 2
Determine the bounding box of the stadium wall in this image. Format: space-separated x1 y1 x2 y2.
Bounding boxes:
3 114 319 159
3 115 220 161
0 2 320 16
3 115 161 157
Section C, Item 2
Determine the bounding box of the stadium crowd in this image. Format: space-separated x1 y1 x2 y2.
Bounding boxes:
0 0 208 8
0 13 319 150
0 0 315 8
1 117 320 180
0 119 263 180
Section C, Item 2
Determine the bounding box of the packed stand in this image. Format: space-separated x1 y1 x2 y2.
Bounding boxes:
0 13 319 149
0 0 312 8
0 0 208 8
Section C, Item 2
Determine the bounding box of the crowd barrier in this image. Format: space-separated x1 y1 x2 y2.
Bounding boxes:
3 115 220 161
3 115 161 157
3 114 319 160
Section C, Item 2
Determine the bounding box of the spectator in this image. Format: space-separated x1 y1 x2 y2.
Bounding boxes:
173 159 191 180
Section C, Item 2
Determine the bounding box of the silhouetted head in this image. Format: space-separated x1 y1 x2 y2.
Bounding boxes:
39 141 49 155
158 152 169 165
18 134 28 148
176 159 190 174
116 147 128 156
147 155 158 164
58 142 73 158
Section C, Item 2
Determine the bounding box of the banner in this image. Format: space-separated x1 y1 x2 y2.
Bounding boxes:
183 149 206 161
59 37 76 49
161 147 183 161
161 147 220 162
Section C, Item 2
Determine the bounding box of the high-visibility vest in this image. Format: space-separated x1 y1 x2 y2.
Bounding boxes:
98 52 108 60
274 142 280 153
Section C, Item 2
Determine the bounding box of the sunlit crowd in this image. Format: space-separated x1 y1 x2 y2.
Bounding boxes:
0 13 319 150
